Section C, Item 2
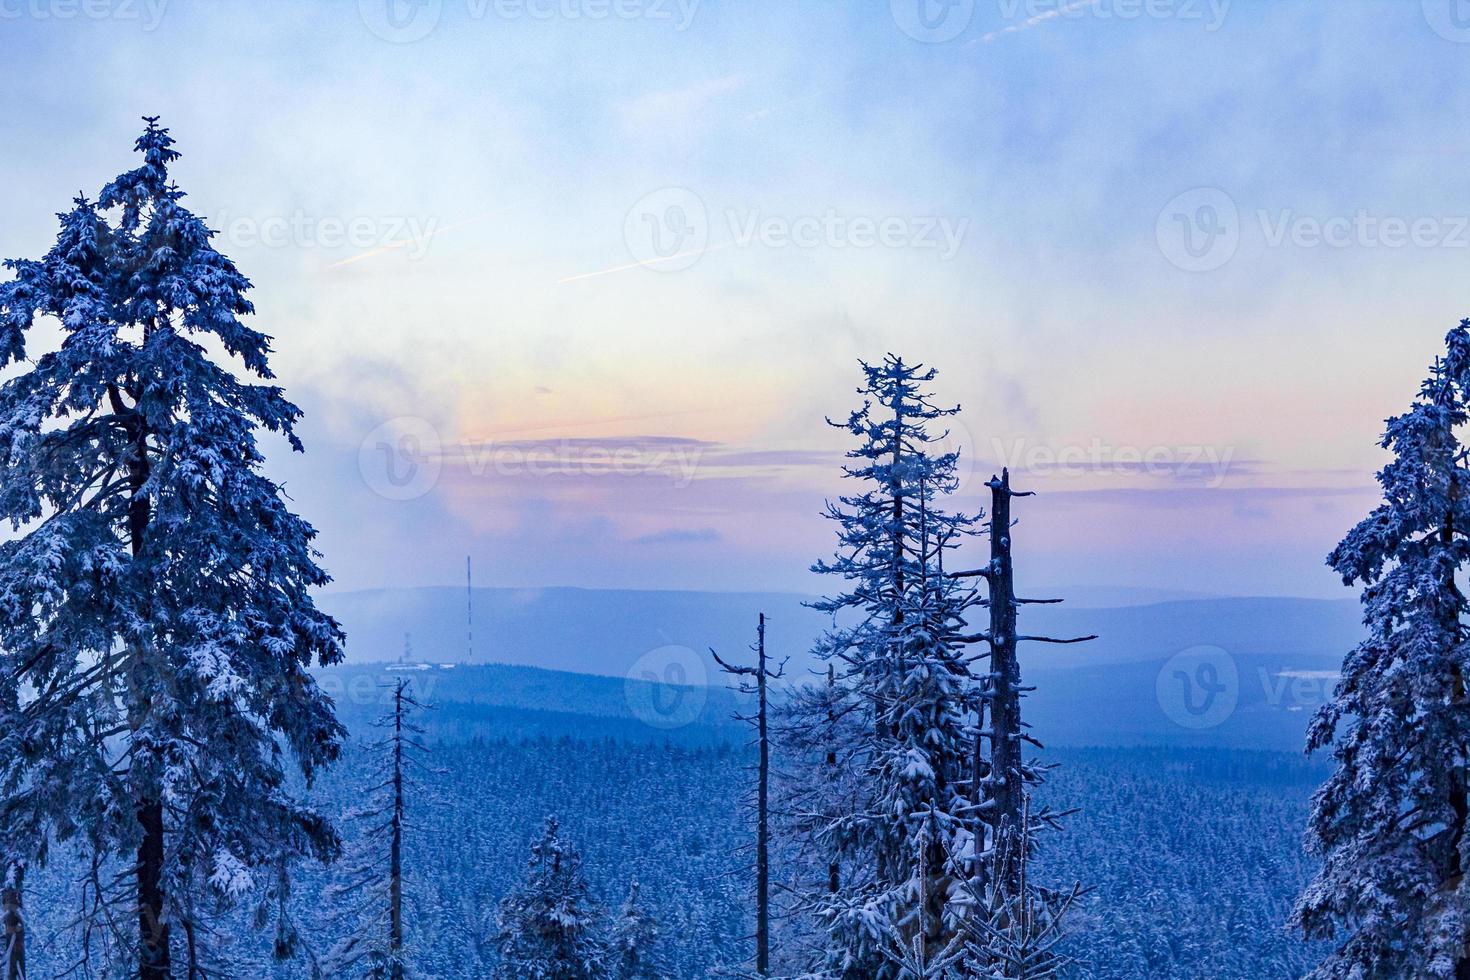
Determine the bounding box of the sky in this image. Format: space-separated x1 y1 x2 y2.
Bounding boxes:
1 0 1466 600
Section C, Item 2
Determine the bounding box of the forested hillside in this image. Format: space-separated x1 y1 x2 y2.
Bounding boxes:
13 703 1326 978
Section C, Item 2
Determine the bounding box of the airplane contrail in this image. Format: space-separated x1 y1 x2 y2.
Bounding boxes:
555 240 738 285
973 0 1104 43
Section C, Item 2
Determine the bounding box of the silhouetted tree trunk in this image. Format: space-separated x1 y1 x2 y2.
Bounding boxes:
826 664 840 899
3 864 23 980
956 470 1093 900
390 681 407 980
987 472 1021 891
714 614 787 976
126 417 169 980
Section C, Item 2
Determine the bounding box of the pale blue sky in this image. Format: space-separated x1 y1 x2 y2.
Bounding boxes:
1 0 1467 597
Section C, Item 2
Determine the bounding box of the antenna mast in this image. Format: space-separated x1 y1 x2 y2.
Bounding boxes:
466 555 473 663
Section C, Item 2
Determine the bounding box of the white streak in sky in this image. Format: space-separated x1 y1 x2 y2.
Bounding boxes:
973 0 1104 44
555 240 738 285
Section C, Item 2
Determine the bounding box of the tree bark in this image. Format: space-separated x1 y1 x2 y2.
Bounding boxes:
987 469 1023 896
826 664 840 898
1442 498 1470 980
755 613 770 977
390 681 405 980
138 798 169 980
127 414 170 980
3 865 23 980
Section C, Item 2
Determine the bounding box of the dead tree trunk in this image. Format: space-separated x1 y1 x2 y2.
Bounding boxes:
755 615 771 976
954 470 1095 899
825 664 840 898
713 614 787 977
987 471 1022 892
390 679 407 980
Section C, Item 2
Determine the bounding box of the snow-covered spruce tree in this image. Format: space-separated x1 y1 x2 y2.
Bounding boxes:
0 118 344 977
324 679 429 979
1294 320 1470 978
802 355 984 979
494 816 608 980
608 879 665 980
773 662 867 971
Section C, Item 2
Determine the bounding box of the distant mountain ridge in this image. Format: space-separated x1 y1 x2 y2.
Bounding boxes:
318 585 1363 680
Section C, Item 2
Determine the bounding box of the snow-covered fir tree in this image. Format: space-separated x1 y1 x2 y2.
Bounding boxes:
324 680 430 979
494 816 608 980
774 662 868 969
1294 319 1470 978
801 355 984 978
0 118 345 978
608 879 665 980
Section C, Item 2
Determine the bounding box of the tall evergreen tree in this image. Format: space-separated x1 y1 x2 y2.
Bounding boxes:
803 355 984 978
0 118 345 977
1295 319 1470 978
494 817 607 980
325 679 429 979
774 661 866 972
